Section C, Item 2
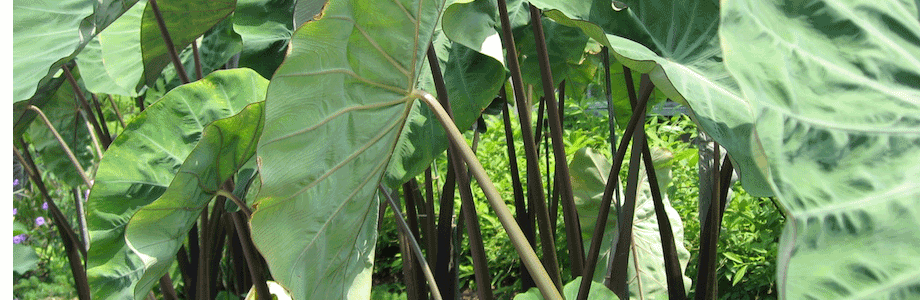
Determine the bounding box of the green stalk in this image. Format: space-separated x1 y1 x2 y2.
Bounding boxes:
26 105 93 187
415 90 563 300
382 186 445 300
496 0 563 289
148 0 191 84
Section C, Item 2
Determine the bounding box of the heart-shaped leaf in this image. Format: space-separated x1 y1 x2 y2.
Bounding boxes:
531 0 773 197
125 101 266 298
86 69 267 299
76 0 147 97
13 0 139 101
721 0 920 298
252 0 446 297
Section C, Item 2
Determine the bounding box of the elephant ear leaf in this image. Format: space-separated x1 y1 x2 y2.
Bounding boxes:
721 0 920 298
530 0 773 197
252 0 446 298
124 101 265 298
13 0 139 102
569 147 692 298
85 69 268 300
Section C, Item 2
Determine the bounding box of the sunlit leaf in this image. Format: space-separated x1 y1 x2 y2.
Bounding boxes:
252 0 447 297
721 0 920 298
125 101 265 298
86 69 267 299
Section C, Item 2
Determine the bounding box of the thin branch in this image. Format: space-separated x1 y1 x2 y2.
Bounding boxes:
380 185 444 300
192 40 203 80
107 94 127 128
62 64 112 148
26 105 93 187
148 0 191 84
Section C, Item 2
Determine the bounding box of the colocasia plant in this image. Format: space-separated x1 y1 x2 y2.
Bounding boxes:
12 0 920 299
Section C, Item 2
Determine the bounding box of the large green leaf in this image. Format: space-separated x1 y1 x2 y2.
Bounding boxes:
233 0 295 79
140 0 235 86
252 0 446 297
125 101 266 298
720 1 920 298
13 0 138 102
569 147 691 299
531 0 773 197
76 0 147 97
86 69 268 299
383 31 506 186
514 277 619 300
441 0 530 64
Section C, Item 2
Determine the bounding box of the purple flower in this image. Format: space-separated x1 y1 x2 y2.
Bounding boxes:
13 179 19 187
35 217 45 226
42 202 48 210
13 234 27 244
13 208 17 216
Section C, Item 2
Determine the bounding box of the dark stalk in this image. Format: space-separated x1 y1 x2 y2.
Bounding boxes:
135 94 146 112
423 169 438 262
719 157 734 213
695 144 726 300
15 143 91 300
90 93 112 139
403 182 428 300
641 142 687 299
176 245 194 298
434 163 458 300
62 64 112 148
501 90 536 291
529 4 585 275
382 186 445 300
192 41 203 80
158 275 178 300
427 44 464 299
427 45 495 300
231 211 271 300
577 75 654 299
534 96 546 156
107 95 127 128
496 0 563 289
606 110 646 298
148 0 191 84
604 50 617 157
